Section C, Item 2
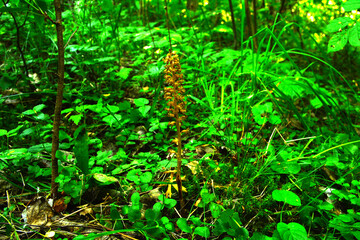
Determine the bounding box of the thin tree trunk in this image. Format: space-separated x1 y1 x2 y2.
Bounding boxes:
228 0 238 49
51 0 65 199
244 0 253 40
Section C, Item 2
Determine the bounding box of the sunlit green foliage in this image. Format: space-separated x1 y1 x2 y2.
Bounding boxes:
1 0 360 239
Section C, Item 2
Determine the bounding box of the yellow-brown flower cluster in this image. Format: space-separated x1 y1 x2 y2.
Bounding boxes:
163 50 187 205
163 51 187 128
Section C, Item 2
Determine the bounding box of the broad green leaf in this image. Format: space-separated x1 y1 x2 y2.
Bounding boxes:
145 209 158 221
200 191 215 205
344 143 359 155
326 17 352 32
194 226 210 238
349 24 360 47
74 126 89 175
102 114 122 127
20 128 34 137
139 171 152 183
343 0 360 11
138 105 151 117
158 195 177 208
127 169 141 184
210 202 221 218
328 30 349 53
270 161 301 174
128 208 141 222
277 222 307 240
134 98 149 107
176 218 192 233
269 114 281 124
272 190 301 206
276 78 306 98
318 201 334 211
103 105 119 113
310 97 323 109
164 221 175 231
0 129 7 137
171 32 182 42
28 143 52 153
118 101 131 111
93 173 118 184
131 192 140 205
33 104 46 113
116 67 132 80
34 113 47 120
22 109 35 115
70 114 82 125
325 156 339 166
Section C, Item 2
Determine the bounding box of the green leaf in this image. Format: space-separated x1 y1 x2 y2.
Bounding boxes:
349 24 360 47
190 216 202 226
328 30 349 53
102 114 122 127
145 209 159 221
70 114 83 125
127 169 141 184
33 104 46 113
194 226 210 238
22 109 35 115
310 97 323 109
128 208 141 222
138 105 151 118
271 159 301 174
272 190 301 207
326 17 352 32
131 192 141 205
20 128 34 137
343 0 360 11
103 105 120 113
139 171 152 184
74 126 89 175
210 202 221 218
134 98 149 107
118 101 131 111
269 114 281 124
116 67 132 80
93 173 118 185
177 218 192 233
158 195 177 208
200 190 215 204
318 201 334 211
277 222 307 240
0 129 7 137
28 143 52 153
325 156 339 167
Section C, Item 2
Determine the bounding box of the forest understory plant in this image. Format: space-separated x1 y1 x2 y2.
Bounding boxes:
163 50 187 210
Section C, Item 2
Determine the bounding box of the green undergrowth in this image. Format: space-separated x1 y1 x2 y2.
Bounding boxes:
1 0 360 239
